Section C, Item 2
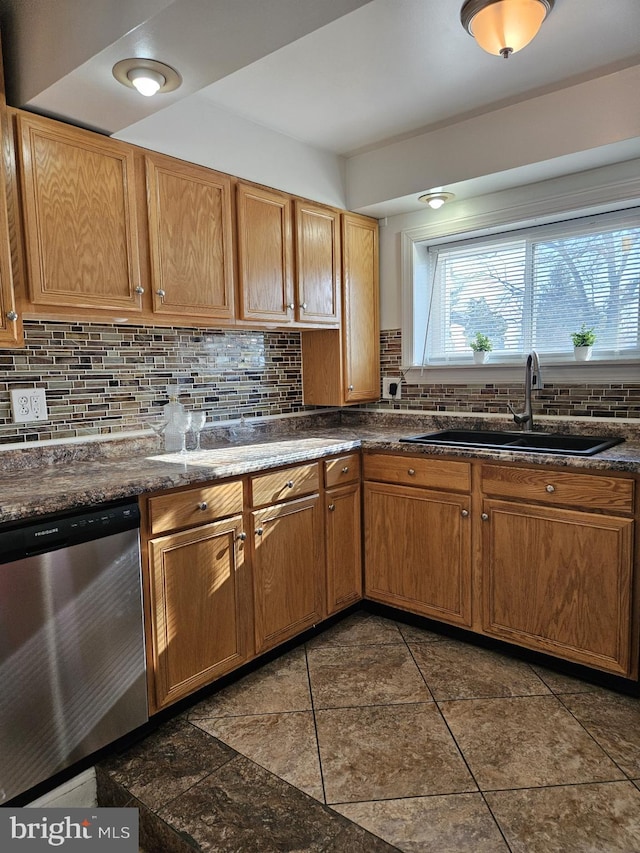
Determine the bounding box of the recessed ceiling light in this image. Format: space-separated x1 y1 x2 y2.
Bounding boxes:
112 58 182 97
418 191 456 210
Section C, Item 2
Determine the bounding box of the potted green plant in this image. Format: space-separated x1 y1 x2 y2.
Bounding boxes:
571 324 596 361
469 332 492 364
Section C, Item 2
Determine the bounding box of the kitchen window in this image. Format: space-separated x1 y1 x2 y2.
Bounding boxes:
410 208 640 371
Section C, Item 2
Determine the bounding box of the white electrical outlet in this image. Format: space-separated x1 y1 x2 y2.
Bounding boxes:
382 377 402 400
10 388 49 423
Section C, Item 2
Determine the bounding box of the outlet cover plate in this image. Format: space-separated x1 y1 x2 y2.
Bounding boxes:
382 377 402 400
10 388 49 423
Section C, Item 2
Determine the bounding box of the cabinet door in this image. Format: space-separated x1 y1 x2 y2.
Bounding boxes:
147 515 250 711
364 482 472 627
17 113 143 312
236 182 293 323
294 199 340 325
342 212 379 403
482 499 634 676
145 154 235 321
251 495 324 654
326 483 362 615
0 110 21 346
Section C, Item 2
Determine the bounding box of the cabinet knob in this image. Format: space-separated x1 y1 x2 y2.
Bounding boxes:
286 480 294 489
236 532 247 542
348 384 354 391
135 286 145 295
256 527 264 536
461 510 469 518
156 288 166 298
6 310 18 321
300 302 307 310
546 484 555 493
328 503 336 512
481 513 489 521
408 468 416 476
288 303 295 310
341 466 349 474
198 501 208 511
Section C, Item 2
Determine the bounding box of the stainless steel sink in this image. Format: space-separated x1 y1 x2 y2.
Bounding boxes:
399 429 624 456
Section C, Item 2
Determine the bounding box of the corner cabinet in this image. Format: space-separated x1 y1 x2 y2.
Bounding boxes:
363 453 473 628
16 112 144 314
301 212 380 405
145 153 235 323
481 464 636 677
141 481 251 713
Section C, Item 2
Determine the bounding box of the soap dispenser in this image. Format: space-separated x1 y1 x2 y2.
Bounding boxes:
163 386 186 452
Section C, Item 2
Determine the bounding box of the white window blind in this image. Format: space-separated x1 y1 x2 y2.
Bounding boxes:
418 209 640 365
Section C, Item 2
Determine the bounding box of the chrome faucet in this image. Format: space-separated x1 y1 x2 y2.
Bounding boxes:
508 350 543 432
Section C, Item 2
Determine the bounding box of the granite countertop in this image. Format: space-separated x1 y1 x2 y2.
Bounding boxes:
1 413 639 525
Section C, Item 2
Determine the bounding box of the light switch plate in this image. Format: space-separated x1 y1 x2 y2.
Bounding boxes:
10 388 49 423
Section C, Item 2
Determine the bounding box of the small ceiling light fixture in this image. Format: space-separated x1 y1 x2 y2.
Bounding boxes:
460 0 554 59
418 191 455 210
112 58 182 97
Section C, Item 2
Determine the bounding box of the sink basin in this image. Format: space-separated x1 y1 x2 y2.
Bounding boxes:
399 429 624 456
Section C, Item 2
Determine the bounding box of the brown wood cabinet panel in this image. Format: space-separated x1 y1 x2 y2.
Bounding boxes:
364 452 471 492
342 212 379 403
324 453 361 488
145 154 235 321
0 108 21 346
17 113 143 312
294 199 340 325
236 182 293 323
482 498 634 676
147 480 244 535
251 495 324 654
250 462 320 507
482 464 634 513
147 515 249 711
326 482 362 615
364 481 472 627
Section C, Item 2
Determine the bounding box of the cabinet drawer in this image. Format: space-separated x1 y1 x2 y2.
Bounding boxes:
324 453 361 488
364 453 471 492
482 465 634 513
250 462 320 506
148 480 244 535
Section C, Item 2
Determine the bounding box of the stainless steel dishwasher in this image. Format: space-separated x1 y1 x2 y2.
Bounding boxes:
0 499 148 803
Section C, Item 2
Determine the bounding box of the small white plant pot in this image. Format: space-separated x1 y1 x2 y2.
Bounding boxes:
473 351 489 364
574 345 593 362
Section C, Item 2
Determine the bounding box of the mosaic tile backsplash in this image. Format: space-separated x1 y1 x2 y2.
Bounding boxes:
0 323 638 446
0 321 308 444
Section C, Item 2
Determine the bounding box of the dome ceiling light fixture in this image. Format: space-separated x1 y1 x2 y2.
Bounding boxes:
418 191 455 210
112 58 182 97
460 0 555 59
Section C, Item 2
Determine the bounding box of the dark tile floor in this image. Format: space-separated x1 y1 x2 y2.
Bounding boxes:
98 611 640 852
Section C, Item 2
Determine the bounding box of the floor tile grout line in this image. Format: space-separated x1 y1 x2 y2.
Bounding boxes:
304 641 330 806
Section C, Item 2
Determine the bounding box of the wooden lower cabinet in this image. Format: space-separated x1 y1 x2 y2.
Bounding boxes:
326 482 362 615
251 495 324 654
482 498 634 676
146 514 251 712
364 481 472 627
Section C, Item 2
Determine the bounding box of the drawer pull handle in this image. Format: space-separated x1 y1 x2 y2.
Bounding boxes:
236 532 247 542
256 527 264 536
461 510 469 518
286 480 295 489
328 503 336 512
198 501 208 511
481 513 489 521
546 485 555 493
341 466 349 474
408 468 416 476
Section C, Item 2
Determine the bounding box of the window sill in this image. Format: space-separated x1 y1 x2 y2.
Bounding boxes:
403 360 640 385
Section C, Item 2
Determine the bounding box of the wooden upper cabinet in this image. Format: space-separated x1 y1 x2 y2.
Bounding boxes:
17 113 143 312
236 182 293 324
0 109 22 347
294 199 340 325
145 153 235 321
342 212 379 402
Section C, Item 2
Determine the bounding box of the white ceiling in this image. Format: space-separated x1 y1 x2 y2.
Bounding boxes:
0 0 639 216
